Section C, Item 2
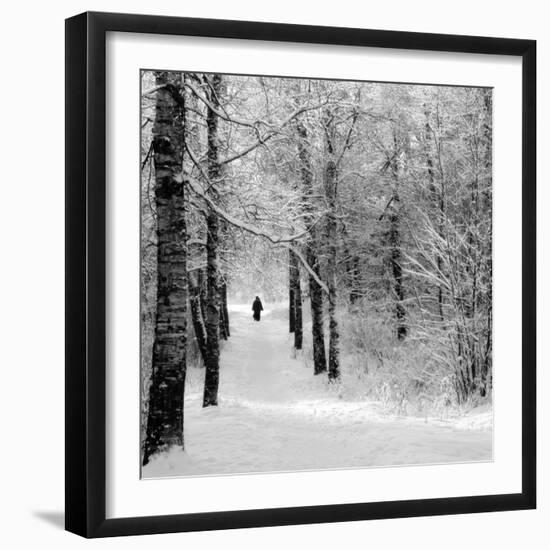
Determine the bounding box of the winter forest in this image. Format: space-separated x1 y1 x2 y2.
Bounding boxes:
140 70 493 477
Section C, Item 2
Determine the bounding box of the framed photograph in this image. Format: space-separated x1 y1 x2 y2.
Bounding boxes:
65 11 536 538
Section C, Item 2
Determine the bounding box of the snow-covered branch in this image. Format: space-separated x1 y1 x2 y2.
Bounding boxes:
184 81 267 130
220 101 329 165
179 172 318 245
280 243 329 294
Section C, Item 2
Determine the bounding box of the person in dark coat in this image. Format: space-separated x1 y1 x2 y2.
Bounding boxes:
252 296 264 321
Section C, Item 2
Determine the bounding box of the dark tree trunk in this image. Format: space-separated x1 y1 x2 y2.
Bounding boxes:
218 277 227 341
389 207 407 340
322 104 341 380
289 257 296 334
324 157 340 380
219 280 228 341
188 270 208 366
389 150 407 341
219 307 227 340
289 249 296 333
203 211 220 406
202 74 222 408
220 279 230 338
289 249 303 350
296 119 327 374
197 268 207 318
308 247 327 374
294 288 303 351
143 72 187 466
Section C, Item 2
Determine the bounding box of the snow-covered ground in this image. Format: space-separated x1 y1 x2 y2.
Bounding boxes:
143 304 492 478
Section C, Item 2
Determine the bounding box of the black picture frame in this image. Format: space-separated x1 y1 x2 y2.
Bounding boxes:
65 11 536 538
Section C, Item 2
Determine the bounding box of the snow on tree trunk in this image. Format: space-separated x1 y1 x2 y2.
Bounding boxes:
203 74 222 408
203 211 220 406
143 72 187 466
308 246 327 374
296 119 327 374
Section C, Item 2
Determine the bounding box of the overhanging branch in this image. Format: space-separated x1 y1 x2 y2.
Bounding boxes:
179 173 318 244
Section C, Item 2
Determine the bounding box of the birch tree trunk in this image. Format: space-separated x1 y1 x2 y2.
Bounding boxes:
324 157 340 380
296 119 327 374
143 72 187 465
203 74 222 407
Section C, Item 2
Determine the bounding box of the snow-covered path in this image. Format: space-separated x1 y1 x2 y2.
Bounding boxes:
143 304 492 478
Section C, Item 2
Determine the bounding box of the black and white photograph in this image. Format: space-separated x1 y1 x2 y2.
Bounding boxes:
140 70 493 478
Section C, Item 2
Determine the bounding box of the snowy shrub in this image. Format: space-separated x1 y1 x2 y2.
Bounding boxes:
336 306 488 417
